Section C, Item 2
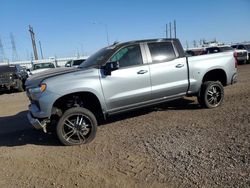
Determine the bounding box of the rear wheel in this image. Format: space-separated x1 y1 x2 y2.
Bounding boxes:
56 107 97 146
198 81 224 108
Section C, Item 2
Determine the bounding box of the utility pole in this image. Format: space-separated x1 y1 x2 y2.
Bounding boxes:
10 33 18 61
165 24 168 38
186 40 189 50
174 20 177 38
169 22 172 38
0 37 5 62
29 25 38 60
39 41 44 59
104 24 110 45
193 40 197 48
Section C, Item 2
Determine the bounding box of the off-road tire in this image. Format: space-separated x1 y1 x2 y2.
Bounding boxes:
198 81 224 108
56 107 97 146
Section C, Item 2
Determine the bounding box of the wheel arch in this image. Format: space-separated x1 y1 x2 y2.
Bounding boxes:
52 91 106 121
202 69 227 86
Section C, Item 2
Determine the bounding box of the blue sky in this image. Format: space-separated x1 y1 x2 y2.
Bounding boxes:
0 0 249 60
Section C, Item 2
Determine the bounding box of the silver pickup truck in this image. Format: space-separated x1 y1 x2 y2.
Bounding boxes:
26 39 237 146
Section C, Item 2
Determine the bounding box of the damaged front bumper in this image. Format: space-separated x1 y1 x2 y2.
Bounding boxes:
27 112 49 133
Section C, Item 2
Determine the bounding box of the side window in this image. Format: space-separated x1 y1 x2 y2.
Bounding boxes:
110 44 143 68
148 42 176 63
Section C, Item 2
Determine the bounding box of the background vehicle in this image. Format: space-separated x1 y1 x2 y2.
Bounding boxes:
186 48 205 56
204 46 234 54
65 58 87 67
0 64 28 92
26 38 237 146
28 62 57 75
204 45 248 64
231 44 250 64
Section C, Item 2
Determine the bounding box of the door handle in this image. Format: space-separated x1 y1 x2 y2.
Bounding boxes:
175 64 184 68
137 70 148 74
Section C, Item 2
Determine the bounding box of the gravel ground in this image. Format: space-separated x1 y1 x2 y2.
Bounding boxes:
0 64 249 188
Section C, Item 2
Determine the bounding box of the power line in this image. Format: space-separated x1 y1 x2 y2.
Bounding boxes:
10 33 18 61
0 37 6 62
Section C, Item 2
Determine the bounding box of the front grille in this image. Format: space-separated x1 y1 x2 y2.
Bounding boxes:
237 51 248 57
0 74 11 84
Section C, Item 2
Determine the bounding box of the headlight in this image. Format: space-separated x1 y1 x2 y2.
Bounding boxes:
29 83 47 93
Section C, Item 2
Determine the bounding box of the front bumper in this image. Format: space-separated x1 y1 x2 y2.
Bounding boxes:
237 56 248 62
27 112 48 132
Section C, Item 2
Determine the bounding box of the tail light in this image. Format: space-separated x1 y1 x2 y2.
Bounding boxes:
233 51 238 68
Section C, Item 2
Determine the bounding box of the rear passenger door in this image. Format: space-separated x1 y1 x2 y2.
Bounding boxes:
145 42 189 99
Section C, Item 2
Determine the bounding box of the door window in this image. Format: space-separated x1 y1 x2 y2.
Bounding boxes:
148 42 176 63
110 44 143 68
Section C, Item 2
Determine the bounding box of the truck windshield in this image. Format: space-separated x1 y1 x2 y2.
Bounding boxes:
79 47 113 68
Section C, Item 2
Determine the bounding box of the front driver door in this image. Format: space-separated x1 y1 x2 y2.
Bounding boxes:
100 44 151 113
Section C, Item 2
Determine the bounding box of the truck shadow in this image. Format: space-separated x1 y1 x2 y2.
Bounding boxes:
0 111 60 147
0 98 199 147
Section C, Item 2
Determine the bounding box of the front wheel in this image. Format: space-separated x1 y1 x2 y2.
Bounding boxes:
56 107 97 146
198 81 224 108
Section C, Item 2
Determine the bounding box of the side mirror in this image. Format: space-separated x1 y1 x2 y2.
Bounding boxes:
103 61 119 75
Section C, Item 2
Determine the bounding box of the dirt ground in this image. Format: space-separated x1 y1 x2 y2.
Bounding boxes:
0 64 249 188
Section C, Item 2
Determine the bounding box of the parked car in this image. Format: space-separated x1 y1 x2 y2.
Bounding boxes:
231 44 250 64
186 48 205 56
0 64 28 92
28 62 57 75
65 58 87 67
26 38 237 146
204 46 234 54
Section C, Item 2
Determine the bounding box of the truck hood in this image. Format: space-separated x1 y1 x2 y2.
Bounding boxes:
25 67 80 88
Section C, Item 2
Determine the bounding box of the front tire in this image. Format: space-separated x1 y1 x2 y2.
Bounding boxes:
198 81 224 108
56 107 97 146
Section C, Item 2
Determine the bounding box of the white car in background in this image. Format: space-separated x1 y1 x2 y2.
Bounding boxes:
65 58 87 67
28 62 57 75
231 44 249 64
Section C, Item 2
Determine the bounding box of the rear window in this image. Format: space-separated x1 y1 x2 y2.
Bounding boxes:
148 42 176 63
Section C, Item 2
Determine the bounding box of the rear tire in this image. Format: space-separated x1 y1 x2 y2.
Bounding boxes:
198 81 224 108
56 107 97 146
